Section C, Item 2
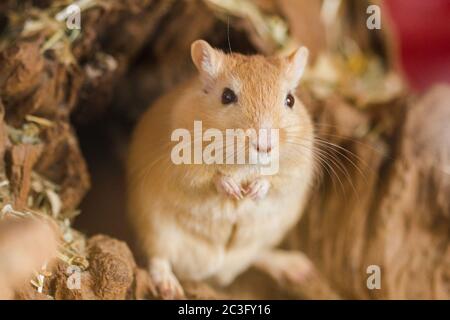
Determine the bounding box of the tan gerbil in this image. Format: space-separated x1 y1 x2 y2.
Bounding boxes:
127 40 314 298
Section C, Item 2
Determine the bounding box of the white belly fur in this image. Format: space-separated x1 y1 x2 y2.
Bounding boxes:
141 174 308 284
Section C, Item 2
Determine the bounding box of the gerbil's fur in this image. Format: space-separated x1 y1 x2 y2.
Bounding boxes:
127 40 314 298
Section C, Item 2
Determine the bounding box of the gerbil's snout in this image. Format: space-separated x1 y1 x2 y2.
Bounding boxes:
251 127 278 154
253 142 272 154
252 137 272 154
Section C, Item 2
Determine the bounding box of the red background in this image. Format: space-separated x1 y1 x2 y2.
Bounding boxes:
383 0 450 91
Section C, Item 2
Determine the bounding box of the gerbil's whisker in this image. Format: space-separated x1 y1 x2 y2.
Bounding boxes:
284 140 348 197
312 137 371 183
227 16 232 54
315 131 386 158
285 134 366 199
283 123 383 153
286 132 372 179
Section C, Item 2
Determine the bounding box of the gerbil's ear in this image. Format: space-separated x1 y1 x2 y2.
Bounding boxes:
285 46 309 87
191 40 223 83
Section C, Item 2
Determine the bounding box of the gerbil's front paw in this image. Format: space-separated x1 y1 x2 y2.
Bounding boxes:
244 178 270 200
214 175 243 200
149 258 185 300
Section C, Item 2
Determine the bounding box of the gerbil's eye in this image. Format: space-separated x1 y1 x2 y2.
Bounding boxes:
285 93 295 108
221 88 237 105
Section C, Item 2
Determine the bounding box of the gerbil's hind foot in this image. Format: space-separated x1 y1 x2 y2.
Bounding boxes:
254 249 312 285
214 174 243 200
253 250 340 299
149 258 185 300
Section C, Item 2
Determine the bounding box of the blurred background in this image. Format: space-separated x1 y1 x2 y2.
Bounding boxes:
0 0 449 299
384 0 450 91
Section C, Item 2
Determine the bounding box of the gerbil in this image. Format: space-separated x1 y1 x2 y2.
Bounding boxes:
127 40 314 298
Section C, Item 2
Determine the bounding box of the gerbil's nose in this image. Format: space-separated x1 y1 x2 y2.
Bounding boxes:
252 130 274 153
253 142 272 153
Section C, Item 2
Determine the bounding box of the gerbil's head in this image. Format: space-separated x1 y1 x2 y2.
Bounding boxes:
189 40 313 168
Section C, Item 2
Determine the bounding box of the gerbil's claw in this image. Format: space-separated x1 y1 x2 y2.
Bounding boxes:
157 276 185 300
245 178 270 200
214 175 244 200
149 258 185 300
